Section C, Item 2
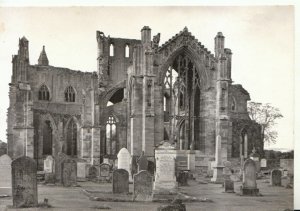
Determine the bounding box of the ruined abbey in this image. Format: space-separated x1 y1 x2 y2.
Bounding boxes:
7 26 263 169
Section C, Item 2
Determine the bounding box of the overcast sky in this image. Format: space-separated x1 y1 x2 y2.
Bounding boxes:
0 6 294 150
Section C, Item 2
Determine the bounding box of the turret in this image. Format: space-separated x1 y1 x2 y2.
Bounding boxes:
38 46 49 66
214 32 224 59
18 36 29 63
141 26 151 46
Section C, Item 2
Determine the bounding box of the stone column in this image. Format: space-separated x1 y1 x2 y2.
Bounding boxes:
211 135 224 183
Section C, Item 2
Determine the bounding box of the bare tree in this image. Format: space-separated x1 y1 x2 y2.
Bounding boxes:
247 102 283 144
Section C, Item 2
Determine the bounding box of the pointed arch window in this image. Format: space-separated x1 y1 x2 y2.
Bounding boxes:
106 116 117 155
231 97 236 111
38 84 50 101
66 119 77 157
125 44 130 58
110 44 114 56
65 86 76 102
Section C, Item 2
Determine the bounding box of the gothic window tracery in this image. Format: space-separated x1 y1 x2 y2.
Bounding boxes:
65 86 76 102
38 84 50 101
162 52 203 151
66 119 77 157
106 116 117 155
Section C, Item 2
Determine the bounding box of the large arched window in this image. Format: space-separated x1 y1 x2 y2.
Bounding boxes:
106 116 117 155
65 86 75 102
66 119 77 157
38 84 50 101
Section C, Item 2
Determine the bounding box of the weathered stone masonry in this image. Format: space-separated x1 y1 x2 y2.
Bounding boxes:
7 27 262 170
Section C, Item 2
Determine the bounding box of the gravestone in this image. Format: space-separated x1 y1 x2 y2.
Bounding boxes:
223 161 232 180
12 156 38 208
211 135 224 183
77 160 87 181
99 163 111 182
148 160 155 175
270 169 282 186
0 154 12 189
61 158 77 187
44 155 55 184
177 171 189 186
88 165 99 180
133 170 153 201
224 179 234 193
137 154 148 172
280 159 294 175
55 152 68 183
153 142 177 194
260 158 267 168
112 169 129 194
240 159 259 196
117 148 132 182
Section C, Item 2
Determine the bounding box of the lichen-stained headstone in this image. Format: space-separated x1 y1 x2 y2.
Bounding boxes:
12 156 38 208
133 170 153 201
88 165 99 180
55 152 68 183
0 154 12 188
61 158 77 187
270 169 282 186
112 169 129 194
44 155 54 173
240 159 260 196
100 163 110 177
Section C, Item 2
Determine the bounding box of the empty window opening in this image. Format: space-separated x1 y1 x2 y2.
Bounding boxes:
65 86 76 102
38 84 50 101
110 44 114 56
125 44 129 58
106 88 124 106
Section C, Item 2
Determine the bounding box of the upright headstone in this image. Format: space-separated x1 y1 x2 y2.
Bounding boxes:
61 158 77 187
99 163 111 182
0 154 12 189
153 142 177 194
270 169 282 186
240 159 259 196
133 170 153 201
44 155 55 184
280 159 294 175
88 165 99 180
12 156 38 208
250 148 260 172
55 152 68 183
223 161 234 193
117 148 132 181
137 153 148 172
211 135 224 183
77 160 87 181
260 158 267 168
112 169 129 194
177 170 189 186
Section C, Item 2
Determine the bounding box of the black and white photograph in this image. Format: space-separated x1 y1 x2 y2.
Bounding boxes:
0 2 298 210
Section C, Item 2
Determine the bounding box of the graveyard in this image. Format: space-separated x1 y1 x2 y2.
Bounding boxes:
0 144 294 211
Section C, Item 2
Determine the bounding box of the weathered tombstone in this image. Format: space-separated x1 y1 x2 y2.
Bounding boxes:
153 142 177 194
12 156 38 208
88 165 99 180
44 155 55 184
240 159 259 196
112 169 129 194
99 163 111 182
211 135 224 183
148 160 155 175
280 159 294 175
250 148 260 172
137 153 148 172
61 158 77 187
260 158 267 168
224 179 235 193
0 154 12 189
270 169 282 186
55 152 68 183
77 160 87 181
133 170 153 201
117 148 132 182
177 170 189 186
223 161 232 180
